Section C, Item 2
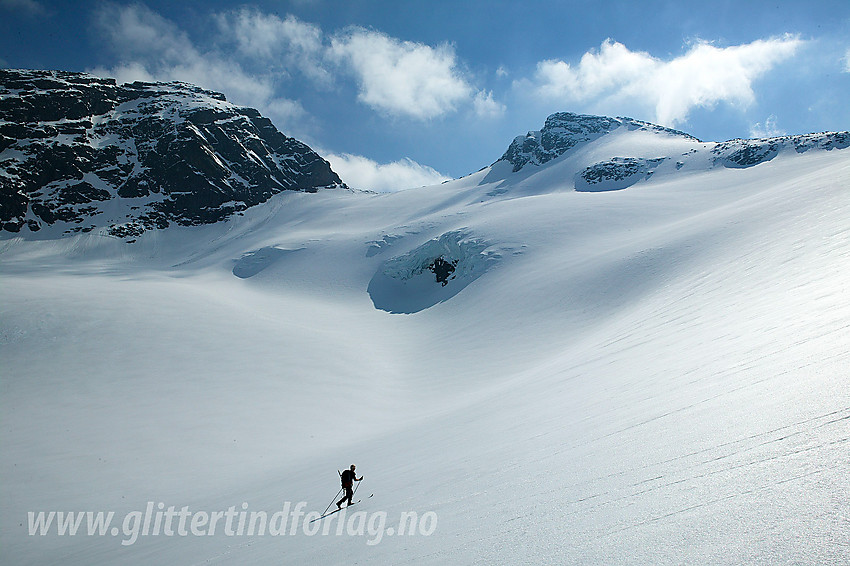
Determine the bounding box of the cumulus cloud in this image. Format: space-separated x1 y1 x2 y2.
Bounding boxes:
325 152 451 192
329 28 474 120
527 36 803 126
533 41 655 101
89 3 305 131
90 5 489 127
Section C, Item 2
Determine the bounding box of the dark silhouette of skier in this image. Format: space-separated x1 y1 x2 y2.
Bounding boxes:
337 464 363 508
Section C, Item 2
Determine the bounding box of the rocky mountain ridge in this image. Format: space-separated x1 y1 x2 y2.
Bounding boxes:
0 69 343 238
497 112 699 172
496 111 849 192
2 71 848 240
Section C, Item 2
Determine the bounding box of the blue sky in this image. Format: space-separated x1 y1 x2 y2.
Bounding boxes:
2 0 849 190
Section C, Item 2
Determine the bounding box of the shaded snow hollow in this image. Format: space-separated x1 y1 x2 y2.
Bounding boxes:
367 230 521 313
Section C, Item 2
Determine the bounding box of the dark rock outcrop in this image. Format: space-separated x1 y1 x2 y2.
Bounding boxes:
712 132 850 168
575 157 666 192
0 69 344 236
497 112 697 173
492 111 849 194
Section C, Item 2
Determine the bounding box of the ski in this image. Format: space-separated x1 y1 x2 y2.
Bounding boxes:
311 494 373 522
310 502 357 522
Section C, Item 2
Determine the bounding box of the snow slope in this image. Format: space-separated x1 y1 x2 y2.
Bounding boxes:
1 123 849 564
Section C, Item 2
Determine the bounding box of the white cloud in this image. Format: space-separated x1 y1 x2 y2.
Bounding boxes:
263 98 308 125
325 152 451 192
88 61 156 85
215 9 331 86
473 90 506 118
329 28 474 120
89 3 304 133
533 41 655 101
845 48 850 72
91 5 488 127
750 115 786 138
93 2 192 62
495 66 508 78
527 36 803 126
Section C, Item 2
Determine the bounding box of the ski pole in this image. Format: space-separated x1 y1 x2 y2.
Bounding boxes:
321 487 343 516
351 478 363 499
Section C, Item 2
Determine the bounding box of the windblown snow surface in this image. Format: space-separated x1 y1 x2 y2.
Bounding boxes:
2 126 849 564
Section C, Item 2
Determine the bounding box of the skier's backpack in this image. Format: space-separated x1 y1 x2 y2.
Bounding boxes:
340 469 353 487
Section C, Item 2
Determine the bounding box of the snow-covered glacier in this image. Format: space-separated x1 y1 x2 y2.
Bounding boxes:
2 103 849 565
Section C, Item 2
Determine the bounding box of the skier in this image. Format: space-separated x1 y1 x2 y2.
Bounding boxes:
336 464 363 509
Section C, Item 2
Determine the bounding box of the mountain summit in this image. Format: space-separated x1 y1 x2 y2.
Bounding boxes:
487 110 849 192
0 69 344 238
498 111 699 172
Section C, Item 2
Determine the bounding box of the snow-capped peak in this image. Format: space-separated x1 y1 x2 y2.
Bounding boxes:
497 111 698 173
487 111 850 193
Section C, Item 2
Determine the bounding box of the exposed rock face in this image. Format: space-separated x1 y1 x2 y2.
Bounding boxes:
0 69 344 236
428 257 459 286
494 111 850 193
712 133 850 168
575 157 666 192
498 112 698 172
